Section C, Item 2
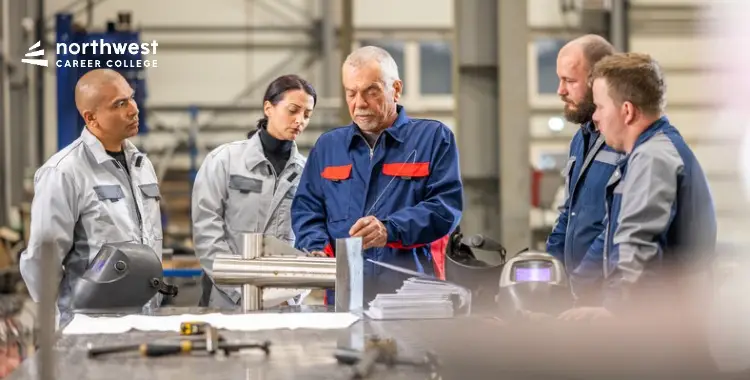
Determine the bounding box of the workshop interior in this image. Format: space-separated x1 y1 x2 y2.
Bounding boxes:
0 0 750 379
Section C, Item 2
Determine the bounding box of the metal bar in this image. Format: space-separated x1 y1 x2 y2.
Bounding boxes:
24 4 39 170
2 0 12 226
149 103 340 113
267 0 314 21
39 239 59 380
339 0 354 125
212 262 336 288
138 25 314 34
335 237 364 314
498 0 531 253
253 0 299 25
241 233 262 312
320 0 336 99
609 0 629 52
156 42 316 52
85 0 93 29
35 0 44 164
137 24 450 36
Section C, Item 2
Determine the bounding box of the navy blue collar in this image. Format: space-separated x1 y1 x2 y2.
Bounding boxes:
346 105 410 148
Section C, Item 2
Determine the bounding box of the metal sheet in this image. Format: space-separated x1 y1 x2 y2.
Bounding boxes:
335 237 363 314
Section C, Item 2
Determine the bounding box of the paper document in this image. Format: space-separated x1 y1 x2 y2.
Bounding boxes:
63 312 360 335
366 277 472 320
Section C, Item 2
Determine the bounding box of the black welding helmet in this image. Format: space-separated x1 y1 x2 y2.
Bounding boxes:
495 251 574 319
70 242 178 314
444 226 507 312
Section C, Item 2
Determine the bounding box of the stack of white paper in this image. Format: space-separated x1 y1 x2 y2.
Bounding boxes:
365 278 472 320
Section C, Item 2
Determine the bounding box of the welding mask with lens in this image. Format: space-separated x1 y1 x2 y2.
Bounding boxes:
495 251 574 320
70 242 178 314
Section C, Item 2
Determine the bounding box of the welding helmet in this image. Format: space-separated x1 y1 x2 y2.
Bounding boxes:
444 227 507 312
495 251 574 319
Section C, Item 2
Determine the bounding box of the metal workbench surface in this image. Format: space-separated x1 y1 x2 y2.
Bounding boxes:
7 306 745 380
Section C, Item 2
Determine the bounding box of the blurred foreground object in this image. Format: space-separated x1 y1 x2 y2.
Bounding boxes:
0 269 35 378
704 2 750 374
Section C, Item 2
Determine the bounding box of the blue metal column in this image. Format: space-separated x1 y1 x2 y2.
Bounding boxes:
55 13 78 151
188 105 199 185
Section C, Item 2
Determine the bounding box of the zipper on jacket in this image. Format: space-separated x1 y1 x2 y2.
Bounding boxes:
114 159 143 237
602 199 611 279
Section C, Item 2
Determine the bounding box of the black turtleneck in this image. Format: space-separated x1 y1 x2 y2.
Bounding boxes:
107 149 130 176
259 127 293 177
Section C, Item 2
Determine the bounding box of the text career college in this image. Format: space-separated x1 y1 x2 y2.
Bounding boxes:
56 59 158 68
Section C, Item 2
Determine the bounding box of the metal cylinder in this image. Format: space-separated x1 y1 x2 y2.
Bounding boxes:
240 235 262 312
213 255 337 288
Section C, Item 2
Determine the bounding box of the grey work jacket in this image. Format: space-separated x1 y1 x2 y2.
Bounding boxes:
19 128 163 326
191 133 306 307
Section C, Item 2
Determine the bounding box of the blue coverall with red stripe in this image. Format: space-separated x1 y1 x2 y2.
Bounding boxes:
291 105 464 302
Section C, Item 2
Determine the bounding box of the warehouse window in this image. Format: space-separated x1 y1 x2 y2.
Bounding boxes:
419 41 452 95
357 40 407 95
535 38 568 95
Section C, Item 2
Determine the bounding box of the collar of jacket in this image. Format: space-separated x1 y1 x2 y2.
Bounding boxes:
244 131 305 172
582 120 597 135
345 104 410 149
81 127 140 165
630 115 671 153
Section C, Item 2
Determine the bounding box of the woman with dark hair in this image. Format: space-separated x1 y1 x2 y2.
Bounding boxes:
191 74 317 308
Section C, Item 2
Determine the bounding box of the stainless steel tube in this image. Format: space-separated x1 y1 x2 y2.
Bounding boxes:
213 256 336 288
241 234 262 312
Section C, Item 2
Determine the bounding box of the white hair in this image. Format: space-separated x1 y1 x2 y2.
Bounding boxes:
343 45 401 90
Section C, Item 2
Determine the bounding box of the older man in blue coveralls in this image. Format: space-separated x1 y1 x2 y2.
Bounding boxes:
545 35 621 304
559 53 717 321
291 46 463 302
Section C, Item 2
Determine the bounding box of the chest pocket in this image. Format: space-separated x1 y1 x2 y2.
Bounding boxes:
320 164 352 222
138 183 162 240
227 174 265 232
381 161 431 205
92 184 133 243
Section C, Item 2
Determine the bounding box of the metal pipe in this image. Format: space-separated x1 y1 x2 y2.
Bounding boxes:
339 0 354 124
149 103 340 113
320 0 335 98
85 0 93 29
23 11 38 170
214 256 336 287
1 0 12 227
35 0 44 165
241 233 262 312
156 42 316 52
139 25 313 34
38 239 59 380
609 0 629 52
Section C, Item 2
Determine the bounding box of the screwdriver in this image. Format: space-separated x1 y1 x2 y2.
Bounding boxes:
88 339 272 358
88 340 197 358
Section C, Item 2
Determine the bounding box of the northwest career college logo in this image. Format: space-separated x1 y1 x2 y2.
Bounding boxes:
22 41 48 67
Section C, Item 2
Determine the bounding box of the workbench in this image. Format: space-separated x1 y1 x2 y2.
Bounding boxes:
6 306 740 380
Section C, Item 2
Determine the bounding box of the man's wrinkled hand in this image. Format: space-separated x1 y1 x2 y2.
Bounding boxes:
306 251 328 257
349 216 387 250
557 307 613 321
